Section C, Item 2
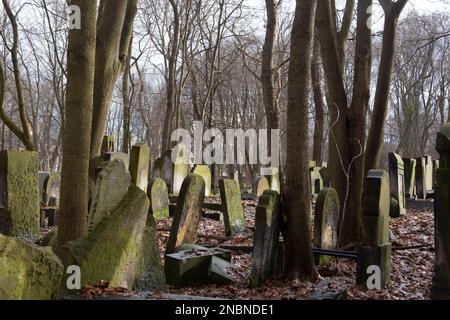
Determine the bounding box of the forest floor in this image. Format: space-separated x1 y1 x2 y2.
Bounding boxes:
62 196 435 300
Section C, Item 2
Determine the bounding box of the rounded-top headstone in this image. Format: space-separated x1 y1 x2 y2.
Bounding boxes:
147 178 170 220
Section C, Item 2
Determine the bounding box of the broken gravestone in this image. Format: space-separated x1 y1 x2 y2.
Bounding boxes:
166 174 205 254
219 179 245 236
88 160 131 233
130 143 150 192
388 153 406 218
59 185 166 293
403 158 416 198
250 190 281 288
0 150 40 238
431 124 450 299
147 178 170 220
416 157 427 199
357 170 391 288
253 176 270 197
192 165 212 197
313 188 339 266
0 234 63 299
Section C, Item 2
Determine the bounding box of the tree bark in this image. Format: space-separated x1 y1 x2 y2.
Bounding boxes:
57 0 97 245
284 0 317 280
311 39 324 164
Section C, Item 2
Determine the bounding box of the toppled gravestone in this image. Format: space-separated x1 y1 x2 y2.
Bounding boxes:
147 178 170 220
165 244 232 287
58 186 166 294
0 150 40 238
0 234 63 299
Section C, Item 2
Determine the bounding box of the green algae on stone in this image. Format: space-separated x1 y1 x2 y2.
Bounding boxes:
219 179 245 236
147 178 170 220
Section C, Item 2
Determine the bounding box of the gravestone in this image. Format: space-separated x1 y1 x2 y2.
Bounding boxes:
313 188 339 266
88 160 131 233
130 144 150 192
388 153 406 218
101 135 115 154
263 167 280 194
166 174 205 254
433 160 439 188
357 170 391 288
219 179 245 236
253 176 270 197
104 152 130 170
431 123 450 299
173 145 190 195
403 158 416 198
309 161 317 168
147 178 169 220
424 156 434 193
310 167 323 196
192 165 212 197
250 190 281 288
0 150 40 237
416 157 427 199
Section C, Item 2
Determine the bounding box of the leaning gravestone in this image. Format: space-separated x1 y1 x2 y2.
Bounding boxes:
0 234 63 299
388 153 406 218
219 179 245 236
250 190 281 288
313 188 339 266
193 165 212 197
88 160 131 233
59 185 166 293
403 158 416 198
147 178 170 220
0 150 40 237
357 170 391 288
130 144 150 192
416 157 427 199
253 176 270 197
431 124 450 299
166 174 205 254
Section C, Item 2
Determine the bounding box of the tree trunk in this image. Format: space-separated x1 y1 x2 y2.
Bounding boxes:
311 39 324 164
284 0 317 280
57 0 97 245
122 40 132 154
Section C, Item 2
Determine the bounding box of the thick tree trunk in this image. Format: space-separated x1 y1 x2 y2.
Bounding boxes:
365 0 408 171
57 0 97 245
284 0 317 280
122 42 132 154
311 39 324 164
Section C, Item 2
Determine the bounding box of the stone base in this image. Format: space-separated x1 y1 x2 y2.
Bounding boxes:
356 243 391 288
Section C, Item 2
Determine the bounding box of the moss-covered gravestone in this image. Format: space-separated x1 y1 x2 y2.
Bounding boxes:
431 123 450 299
88 160 131 233
0 150 40 237
253 176 270 197
0 234 63 299
403 158 416 198
193 165 212 197
313 188 339 266
357 170 391 288
219 179 245 236
250 190 281 288
166 174 205 254
59 186 166 292
416 157 427 199
130 144 150 192
263 167 280 194
147 178 170 220
310 167 323 196
104 152 130 170
388 153 406 218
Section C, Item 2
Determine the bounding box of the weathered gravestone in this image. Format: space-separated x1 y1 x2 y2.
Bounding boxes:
166 174 205 254
313 188 339 266
388 153 406 218
253 176 270 197
104 152 130 170
250 190 281 288
219 179 245 236
193 165 212 197
416 157 427 199
310 167 324 196
425 156 434 193
263 167 280 194
357 170 391 288
0 234 64 299
147 178 169 220
88 160 131 233
59 185 166 293
403 158 416 198
130 143 150 192
433 160 439 189
0 150 40 237
431 124 450 299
